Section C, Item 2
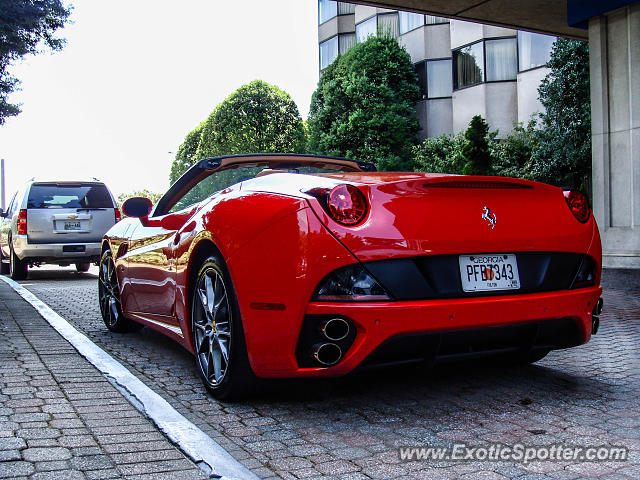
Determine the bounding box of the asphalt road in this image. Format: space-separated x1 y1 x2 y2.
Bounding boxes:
17 266 640 480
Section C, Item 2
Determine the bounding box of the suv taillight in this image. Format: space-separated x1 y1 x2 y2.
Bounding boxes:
115 208 122 222
17 209 27 235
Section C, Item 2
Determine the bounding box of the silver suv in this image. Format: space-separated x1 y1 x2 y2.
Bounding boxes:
0 180 120 279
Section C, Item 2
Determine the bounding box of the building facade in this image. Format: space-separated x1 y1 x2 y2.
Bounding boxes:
317 0 556 140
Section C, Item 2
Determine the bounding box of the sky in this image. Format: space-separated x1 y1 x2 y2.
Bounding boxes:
0 0 319 204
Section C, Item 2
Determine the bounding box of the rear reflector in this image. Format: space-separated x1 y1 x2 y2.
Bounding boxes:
17 209 27 235
250 302 286 311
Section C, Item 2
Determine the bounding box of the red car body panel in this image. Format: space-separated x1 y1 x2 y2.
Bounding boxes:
102 155 603 380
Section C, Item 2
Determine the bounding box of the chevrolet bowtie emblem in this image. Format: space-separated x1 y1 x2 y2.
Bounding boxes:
68 215 78 220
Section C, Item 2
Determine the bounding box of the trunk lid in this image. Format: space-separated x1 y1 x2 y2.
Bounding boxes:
306 174 595 262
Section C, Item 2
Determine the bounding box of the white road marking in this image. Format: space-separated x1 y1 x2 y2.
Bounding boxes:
0 275 259 480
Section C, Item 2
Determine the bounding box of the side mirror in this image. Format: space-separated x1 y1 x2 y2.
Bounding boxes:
122 197 153 219
0 208 5 218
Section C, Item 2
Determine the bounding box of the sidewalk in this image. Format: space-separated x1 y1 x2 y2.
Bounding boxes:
0 282 208 480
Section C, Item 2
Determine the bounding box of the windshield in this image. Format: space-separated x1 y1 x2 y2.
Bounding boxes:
168 163 352 213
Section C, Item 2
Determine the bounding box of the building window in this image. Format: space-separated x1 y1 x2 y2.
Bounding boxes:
415 61 427 98
453 41 484 89
425 15 449 24
378 13 399 38
415 59 453 99
356 16 376 43
399 12 424 34
518 31 555 71
427 59 453 98
338 2 355 15
339 33 356 55
318 0 337 25
320 34 356 70
485 38 517 81
319 36 338 70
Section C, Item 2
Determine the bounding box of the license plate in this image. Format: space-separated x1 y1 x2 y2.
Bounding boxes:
459 254 520 292
64 221 81 231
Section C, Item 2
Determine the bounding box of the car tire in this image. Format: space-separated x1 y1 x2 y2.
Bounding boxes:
0 247 9 275
191 255 255 400
520 349 550 364
75 262 91 272
98 250 141 333
9 243 28 280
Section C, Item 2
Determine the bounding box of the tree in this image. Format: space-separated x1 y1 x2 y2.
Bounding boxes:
307 35 421 171
195 80 306 159
528 39 591 190
412 133 466 174
170 123 204 184
117 190 163 209
0 0 72 124
461 115 493 175
491 120 540 179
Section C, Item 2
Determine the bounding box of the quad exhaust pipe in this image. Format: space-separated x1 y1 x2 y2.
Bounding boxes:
312 343 342 366
592 297 603 335
319 317 350 341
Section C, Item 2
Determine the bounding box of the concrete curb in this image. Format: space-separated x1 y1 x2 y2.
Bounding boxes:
0 275 260 480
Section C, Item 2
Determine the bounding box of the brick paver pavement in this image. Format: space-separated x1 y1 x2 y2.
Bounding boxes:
9 267 640 479
0 282 208 480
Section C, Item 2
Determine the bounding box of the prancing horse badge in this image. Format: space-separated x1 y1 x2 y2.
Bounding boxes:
482 206 497 229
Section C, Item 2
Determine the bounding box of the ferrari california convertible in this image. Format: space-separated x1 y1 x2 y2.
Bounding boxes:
99 154 603 399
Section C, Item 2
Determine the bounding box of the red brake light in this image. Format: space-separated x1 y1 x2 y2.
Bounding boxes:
115 208 122 222
563 190 590 223
17 209 27 235
327 185 367 226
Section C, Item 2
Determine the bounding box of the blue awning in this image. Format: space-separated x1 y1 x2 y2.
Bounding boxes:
567 0 639 29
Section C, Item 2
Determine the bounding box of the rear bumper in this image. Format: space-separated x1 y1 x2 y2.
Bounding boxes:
252 286 602 378
12 235 101 263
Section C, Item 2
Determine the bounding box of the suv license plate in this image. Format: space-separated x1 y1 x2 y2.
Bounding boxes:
459 254 520 292
64 221 81 231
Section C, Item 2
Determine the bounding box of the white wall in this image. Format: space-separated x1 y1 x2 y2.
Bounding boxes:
590 4 640 267
517 67 548 124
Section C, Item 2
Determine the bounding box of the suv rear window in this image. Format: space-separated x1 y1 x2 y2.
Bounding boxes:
27 184 114 209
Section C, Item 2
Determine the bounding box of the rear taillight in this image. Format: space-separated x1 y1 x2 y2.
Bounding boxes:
563 190 590 223
17 209 27 235
328 185 367 225
313 264 390 301
307 184 368 226
571 255 597 289
115 208 122 222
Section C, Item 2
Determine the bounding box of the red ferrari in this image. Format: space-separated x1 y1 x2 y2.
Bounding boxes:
100 154 603 399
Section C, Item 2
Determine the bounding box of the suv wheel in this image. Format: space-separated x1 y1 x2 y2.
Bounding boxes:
9 243 28 280
0 248 9 275
75 262 90 272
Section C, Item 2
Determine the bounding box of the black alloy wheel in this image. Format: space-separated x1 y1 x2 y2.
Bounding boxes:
98 250 140 332
191 255 254 399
